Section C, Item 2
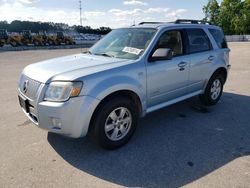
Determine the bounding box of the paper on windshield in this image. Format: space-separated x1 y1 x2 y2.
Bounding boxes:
122 47 143 55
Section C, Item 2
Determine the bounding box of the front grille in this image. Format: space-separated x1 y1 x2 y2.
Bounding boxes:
19 74 41 101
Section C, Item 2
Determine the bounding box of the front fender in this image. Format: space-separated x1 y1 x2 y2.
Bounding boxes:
87 75 147 114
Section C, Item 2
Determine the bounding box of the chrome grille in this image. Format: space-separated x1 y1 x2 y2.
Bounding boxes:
19 74 41 101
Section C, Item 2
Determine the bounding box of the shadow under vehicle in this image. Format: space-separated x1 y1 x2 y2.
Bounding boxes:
48 92 250 188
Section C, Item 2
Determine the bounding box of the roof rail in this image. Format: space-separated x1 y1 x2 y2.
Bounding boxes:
137 20 212 26
138 22 166 25
175 19 212 25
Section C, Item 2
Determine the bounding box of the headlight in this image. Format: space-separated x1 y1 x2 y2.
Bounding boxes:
44 81 82 102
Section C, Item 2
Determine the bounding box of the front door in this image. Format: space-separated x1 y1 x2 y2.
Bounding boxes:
146 30 189 108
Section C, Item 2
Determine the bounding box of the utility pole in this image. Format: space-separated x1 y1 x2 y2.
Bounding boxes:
79 0 82 26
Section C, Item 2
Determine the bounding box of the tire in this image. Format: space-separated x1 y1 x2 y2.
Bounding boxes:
34 40 40 46
10 41 18 47
48 40 54 46
200 73 224 106
93 97 138 150
65 40 70 45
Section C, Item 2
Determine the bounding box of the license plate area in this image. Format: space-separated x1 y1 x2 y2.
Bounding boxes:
18 95 30 113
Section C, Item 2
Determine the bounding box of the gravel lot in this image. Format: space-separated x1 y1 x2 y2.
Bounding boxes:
0 43 250 188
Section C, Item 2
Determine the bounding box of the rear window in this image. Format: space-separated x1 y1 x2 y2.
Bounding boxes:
186 29 211 54
209 29 228 49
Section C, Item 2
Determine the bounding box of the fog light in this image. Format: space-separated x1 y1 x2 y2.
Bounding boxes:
51 118 62 129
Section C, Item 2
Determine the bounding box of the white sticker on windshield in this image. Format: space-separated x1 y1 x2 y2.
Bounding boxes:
122 47 143 55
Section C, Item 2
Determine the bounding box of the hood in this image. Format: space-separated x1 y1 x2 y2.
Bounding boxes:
22 53 132 83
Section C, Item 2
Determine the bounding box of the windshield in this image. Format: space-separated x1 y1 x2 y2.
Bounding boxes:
89 28 157 60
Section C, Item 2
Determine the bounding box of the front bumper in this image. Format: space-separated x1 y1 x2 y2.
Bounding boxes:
19 93 100 138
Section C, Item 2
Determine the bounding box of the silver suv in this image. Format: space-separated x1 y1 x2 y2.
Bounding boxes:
18 20 230 149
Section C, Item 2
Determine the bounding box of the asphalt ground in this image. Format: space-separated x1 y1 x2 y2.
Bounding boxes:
0 43 250 188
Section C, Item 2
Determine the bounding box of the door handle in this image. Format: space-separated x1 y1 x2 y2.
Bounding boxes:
178 62 187 71
208 56 215 61
178 62 188 68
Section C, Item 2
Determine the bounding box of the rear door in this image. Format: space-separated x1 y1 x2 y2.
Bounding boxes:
185 28 215 93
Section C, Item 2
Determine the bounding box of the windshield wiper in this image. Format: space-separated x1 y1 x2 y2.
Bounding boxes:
93 53 115 58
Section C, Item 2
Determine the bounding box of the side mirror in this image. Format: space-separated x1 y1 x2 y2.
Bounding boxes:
149 48 173 62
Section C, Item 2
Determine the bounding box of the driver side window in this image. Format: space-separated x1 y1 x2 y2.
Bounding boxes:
156 30 183 57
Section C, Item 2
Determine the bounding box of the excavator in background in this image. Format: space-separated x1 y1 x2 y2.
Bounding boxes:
39 31 57 46
0 30 76 47
21 30 44 46
56 31 75 45
0 29 22 47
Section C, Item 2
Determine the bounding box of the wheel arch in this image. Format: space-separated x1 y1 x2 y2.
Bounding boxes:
88 89 143 135
202 66 228 92
211 67 228 84
200 66 227 106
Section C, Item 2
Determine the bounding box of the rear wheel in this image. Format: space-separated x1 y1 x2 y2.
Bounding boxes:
200 74 224 106
93 97 138 149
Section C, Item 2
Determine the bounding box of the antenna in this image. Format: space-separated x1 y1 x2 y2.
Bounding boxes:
79 0 82 26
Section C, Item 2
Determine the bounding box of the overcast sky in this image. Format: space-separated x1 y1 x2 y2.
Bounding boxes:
0 0 222 28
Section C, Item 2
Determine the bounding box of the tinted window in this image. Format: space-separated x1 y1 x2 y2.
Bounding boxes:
209 29 228 49
186 29 211 53
156 30 183 57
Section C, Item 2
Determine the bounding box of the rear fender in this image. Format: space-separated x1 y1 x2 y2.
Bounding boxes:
203 64 228 91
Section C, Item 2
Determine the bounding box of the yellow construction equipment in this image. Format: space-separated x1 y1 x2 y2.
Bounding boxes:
40 31 57 46
0 29 22 47
56 31 75 45
33 33 45 46
21 30 44 46
0 29 8 47
0 30 76 47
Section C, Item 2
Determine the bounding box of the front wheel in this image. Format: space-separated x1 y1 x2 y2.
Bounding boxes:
10 40 18 47
33 40 40 46
93 97 138 149
48 40 54 46
200 74 224 106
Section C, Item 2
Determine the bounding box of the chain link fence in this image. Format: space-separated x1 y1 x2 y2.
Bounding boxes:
226 35 250 42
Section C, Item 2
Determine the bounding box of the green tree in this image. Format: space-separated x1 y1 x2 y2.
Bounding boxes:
219 0 243 34
203 0 250 34
203 0 220 24
241 0 250 34
0 20 112 35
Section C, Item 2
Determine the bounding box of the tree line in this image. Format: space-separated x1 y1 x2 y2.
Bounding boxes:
1 1 250 35
203 0 250 34
0 20 112 35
